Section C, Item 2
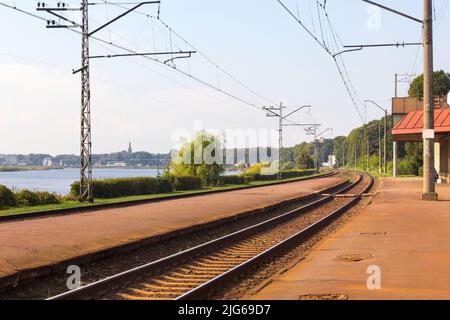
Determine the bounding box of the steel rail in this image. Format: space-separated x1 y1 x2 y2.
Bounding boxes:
48 173 369 300
178 173 373 300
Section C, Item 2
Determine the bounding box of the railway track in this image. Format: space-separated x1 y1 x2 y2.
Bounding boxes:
49 172 373 300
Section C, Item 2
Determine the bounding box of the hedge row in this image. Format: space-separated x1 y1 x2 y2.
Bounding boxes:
174 176 203 191
0 184 61 208
251 169 317 181
70 177 172 199
70 176 203 199
219 175 252 185
219 169 317 186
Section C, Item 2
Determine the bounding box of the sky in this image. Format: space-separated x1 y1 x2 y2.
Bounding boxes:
0 0 449 155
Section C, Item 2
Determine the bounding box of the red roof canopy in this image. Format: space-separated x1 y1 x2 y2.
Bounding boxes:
392 108 450 135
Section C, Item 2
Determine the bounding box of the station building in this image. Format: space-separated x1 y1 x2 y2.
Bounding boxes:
392 96 450 183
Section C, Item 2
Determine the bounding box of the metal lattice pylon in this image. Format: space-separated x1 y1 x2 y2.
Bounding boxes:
79 0 93 202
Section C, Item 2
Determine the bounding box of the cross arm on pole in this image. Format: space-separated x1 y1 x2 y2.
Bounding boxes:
282 105 311 120
363 100 390 114
37 5 81 27
89 1 160 37
316 128 332 140
262 106 281 117
89 50 196 60
282 123 318 127
332 47 363 58
361 0 423 24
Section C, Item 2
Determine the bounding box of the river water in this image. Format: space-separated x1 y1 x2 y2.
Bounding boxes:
0 168 240 195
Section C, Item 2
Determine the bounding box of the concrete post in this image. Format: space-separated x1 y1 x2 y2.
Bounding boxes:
422 0 438 200
393 141 398 177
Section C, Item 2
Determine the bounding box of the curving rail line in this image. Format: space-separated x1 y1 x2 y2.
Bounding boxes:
49 172 373 300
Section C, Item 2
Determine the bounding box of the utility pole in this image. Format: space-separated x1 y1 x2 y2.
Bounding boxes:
279 103 283 180
38 1 194 202
364 100 389 174
80 0 92 202
364 103 370 172
422 0 437 200
395 73 398 98
393 73 415 177
359 0 437 200
342 144 346 168
378 124 382 174
306 126 332 172
263 104 314 180
394 73 416 98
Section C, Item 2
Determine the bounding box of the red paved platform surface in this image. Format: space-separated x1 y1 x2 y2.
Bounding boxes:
0 176 343 282
250 178 450 300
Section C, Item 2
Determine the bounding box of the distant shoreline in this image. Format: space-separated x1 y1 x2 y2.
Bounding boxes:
0 166 64 172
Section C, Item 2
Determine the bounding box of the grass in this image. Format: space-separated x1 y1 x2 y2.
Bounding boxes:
0 172 326 218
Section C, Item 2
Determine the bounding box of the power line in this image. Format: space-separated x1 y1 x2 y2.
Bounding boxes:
1 1 308 146
86 5 309 126
276 0 365 123
0 2 48 21
0 1 266 112
0 50 257 128
95 0 277 106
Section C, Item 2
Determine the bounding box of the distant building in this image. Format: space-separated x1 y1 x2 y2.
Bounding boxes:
328 155 336 168
128 142 133 155
113 162 126 167
42 158 53 166
107 161 126 167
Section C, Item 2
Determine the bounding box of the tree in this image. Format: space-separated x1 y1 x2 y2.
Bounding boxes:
333 136 347 167
282 161 295 171
321 139 334 163
404 142 423 175
294 142 314 169
408 70 450 98
167 131 225 186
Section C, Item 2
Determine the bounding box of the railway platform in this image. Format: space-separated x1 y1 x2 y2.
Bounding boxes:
249 177 450 300
0 175 344 288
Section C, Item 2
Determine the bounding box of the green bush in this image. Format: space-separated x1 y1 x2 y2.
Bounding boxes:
252 169 316 181
71 176 176 199
244 163 271 176
220 174 247 185
157 177 174 194
398 159 417 176
0 185 16 208
174 176 203 191
418 166 424 177
36 192 61 205
16 189 40 206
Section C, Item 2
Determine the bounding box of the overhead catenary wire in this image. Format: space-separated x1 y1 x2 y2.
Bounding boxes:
0 49 254 128
85 2 305 126
0 1 48 22
0 1 267 113
276 0 365 123
99 0 277 106
1 1 310 129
